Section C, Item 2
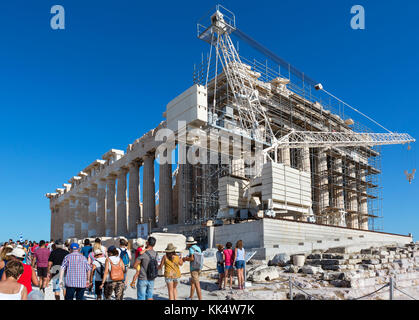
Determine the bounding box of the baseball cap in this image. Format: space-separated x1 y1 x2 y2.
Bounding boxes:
94 249 103 255
69 243 79 250
7 247 26 259
107 245 116 252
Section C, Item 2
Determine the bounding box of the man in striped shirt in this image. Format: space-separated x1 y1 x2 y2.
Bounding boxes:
59 243 91 300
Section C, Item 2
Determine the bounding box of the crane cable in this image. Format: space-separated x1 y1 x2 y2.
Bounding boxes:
319 88 393 134
232 27 394 134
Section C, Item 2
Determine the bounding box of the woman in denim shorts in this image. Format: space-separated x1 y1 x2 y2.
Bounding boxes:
234 240 246 290
158 243 183 300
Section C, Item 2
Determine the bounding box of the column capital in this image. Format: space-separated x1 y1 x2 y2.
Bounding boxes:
117 167 129 176
143 152 155 160
106 174 117 181
129 159 142 168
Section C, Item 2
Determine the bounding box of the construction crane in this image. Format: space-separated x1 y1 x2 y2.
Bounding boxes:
197 5 415 164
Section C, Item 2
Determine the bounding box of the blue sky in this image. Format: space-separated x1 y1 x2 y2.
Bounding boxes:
0 0 417 241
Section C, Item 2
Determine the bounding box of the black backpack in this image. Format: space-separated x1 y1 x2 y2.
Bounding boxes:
96 260 105 279
145 251 158 280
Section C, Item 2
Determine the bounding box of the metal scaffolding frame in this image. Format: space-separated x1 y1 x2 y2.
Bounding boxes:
183 6 414 231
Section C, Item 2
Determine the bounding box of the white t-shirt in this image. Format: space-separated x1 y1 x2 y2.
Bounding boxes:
108 256 122 270
93 257 107 282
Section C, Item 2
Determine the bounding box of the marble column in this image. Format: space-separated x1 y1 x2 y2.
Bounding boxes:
143 154 156 228
281 148 291 166
159 162 172 227
334 157 345 227
61 200 70 240
348 163 359 229
68 197 76 238
59 203 65 241
50 207 55 240
106 175 117 237
74 197 82 238
97 179 107 236
128 161 141 238
318 150 329 225
301 147 311 173
88 184 98 237
116 168 128 237
54 204 62 241
358 169 369 230
55 205 62 241
177 161 193 225
80 194 89 238
278 134 291 166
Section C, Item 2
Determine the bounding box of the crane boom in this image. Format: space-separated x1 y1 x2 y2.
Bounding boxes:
265 130 415 153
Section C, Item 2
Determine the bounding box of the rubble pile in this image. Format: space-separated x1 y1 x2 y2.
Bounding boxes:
211 242 419 300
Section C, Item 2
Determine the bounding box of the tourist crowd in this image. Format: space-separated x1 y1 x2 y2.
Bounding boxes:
0 236 246 300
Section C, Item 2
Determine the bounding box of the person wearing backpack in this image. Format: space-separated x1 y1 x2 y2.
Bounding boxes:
89 249 106 300
99 246 126 300
182 237 203 300
132 236 158 300
117 239 131 288
47 242 69 300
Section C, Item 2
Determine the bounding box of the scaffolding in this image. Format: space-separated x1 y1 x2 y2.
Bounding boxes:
176 5 414 232
190 50 385 231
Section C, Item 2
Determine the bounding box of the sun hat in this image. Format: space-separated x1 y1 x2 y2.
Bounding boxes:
164 243 177 253
186 236 197 245
7 247 26 259
69 243 79 250
136 238 146 247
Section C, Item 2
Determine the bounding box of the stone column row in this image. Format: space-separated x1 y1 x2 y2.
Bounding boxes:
55 150 178 239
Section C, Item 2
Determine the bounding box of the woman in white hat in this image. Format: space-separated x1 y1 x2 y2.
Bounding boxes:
158 243 183 300
89 249 107 300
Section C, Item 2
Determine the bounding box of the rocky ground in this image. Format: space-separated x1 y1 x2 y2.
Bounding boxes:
32 242 419 300
211 242 419 300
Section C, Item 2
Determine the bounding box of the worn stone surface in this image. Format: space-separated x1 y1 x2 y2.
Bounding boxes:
302 265 322 275
248 266 281 282
268 253 290 267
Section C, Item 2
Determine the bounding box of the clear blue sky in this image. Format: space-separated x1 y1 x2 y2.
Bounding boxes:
0 0 417 242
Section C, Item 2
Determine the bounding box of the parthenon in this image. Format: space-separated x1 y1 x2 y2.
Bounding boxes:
46 76 377 242
46 7 414 249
